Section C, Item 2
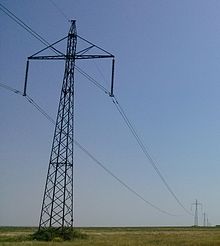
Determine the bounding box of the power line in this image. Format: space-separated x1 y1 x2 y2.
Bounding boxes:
0 3 110 95
0 81 177 217
0 5 192 217
0 82 55 124
25 95 56 124
69 65 193 216
0 82 23 95
93 60 110 88
75 141 177 217
48 0 69 21
0 3 63 56
111 97 193 216
0 2 110 96
75 65 110 95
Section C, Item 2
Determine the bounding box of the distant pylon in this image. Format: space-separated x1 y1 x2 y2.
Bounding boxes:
203 212 206 227
206 217 209 227
191 199 202 226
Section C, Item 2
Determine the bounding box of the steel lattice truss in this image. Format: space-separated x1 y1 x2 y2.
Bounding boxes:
23 20 114 231
39 21 76 229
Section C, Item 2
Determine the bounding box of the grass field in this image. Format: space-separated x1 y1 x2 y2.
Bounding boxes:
1 226 220 245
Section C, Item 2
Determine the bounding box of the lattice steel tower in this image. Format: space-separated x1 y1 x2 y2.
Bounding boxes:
39 20 76 229
191 199 202 227
23 20 114 231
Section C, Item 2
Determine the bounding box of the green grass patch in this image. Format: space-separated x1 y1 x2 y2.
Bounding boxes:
1 226 220 245
32 227 87 241
0 227 34 242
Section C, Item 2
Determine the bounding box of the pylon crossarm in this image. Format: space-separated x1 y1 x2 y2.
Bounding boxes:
29 35 68 58
28 33 114 60
76 54 114 59
28 54 114 60
76 45 95 55
28 55 66 60
77 34 114 56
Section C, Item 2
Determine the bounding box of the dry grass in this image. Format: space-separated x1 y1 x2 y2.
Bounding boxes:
1 226 220 245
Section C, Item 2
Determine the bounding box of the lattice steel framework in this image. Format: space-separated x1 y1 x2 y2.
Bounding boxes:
23 20 114 231
191 199 202 227
39 21 76 229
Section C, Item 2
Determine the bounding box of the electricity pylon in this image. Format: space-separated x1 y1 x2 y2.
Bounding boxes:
23 20 114 230
207 217 210 227
203 212 206 227
191 199 202 227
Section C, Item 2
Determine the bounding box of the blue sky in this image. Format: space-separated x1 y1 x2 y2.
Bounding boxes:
1 0 220 227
